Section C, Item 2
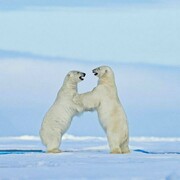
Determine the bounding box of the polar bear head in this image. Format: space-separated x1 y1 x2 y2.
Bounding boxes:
92 66 114 79
66 71 86 83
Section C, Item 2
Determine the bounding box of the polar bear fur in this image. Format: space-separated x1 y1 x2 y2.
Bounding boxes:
74 66 130 154
40 71 86 153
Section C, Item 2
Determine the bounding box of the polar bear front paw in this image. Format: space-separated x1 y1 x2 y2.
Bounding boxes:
73 95 82 105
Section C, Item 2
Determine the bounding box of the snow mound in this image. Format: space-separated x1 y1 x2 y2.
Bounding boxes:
1 135 180 142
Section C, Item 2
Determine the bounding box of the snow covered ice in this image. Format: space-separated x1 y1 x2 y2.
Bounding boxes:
0 135 180 179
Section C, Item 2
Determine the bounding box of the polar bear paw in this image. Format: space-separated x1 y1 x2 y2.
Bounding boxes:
110 148 122 154
47 148 61 153
73 95 82 105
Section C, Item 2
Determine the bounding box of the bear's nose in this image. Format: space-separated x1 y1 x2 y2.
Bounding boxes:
83 73 86 77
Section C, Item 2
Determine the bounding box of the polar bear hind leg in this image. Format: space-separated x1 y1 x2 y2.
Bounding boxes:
107 131 122 154
120 139 130 154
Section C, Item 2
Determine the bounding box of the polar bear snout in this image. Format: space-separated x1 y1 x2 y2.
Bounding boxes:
92 68 98 76
92 66 112 78
79 72 86 80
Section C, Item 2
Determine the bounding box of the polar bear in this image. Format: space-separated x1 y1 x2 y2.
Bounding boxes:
74 66 130 154
40 71 86 153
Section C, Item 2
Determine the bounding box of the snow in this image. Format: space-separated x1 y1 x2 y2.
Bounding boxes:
0 135 180 179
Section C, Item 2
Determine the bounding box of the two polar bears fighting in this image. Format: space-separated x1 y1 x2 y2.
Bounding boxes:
40 66 130 154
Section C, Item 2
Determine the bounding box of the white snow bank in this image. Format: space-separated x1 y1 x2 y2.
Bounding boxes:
0 136 180 180
0 134 180 142
131 137 180 142
0 135 40 141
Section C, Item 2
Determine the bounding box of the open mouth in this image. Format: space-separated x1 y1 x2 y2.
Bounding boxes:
92 69 98 76
93 71 98 76
79 76 84 80
79 73 86 80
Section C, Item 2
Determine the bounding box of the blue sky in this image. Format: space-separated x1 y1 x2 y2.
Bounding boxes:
0 0 180 66
0 0 178 9
0 1 179 137
0 59 179 137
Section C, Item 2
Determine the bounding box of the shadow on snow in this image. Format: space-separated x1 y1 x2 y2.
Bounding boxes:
0 149 45 155
0 149 179 155
134 149 180 155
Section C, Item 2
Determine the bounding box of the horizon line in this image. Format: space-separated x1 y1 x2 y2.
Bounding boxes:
0 49 179 69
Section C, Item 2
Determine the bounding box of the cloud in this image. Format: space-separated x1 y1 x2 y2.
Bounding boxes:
1 6 179 66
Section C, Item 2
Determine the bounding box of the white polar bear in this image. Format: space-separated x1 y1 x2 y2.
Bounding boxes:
40 71 86 153
74 66 130 154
